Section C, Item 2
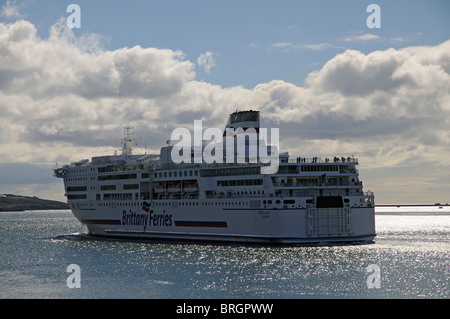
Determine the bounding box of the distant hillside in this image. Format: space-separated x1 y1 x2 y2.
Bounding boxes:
0 194 69 211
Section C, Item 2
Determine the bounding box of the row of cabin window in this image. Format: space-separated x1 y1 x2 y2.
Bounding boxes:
98 202 141 207
217 179 263 187
200 166 260 177
154 201 250 207
300 165 339 172
67 168 94 174
100 184 139 190
155 170 198 178
66 177 93 181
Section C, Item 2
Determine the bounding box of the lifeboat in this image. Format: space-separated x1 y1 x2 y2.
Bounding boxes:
168 183 182 193
183 182 199 193
154 183 166 193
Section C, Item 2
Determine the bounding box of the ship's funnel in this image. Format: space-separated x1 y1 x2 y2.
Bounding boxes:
224 110 260 136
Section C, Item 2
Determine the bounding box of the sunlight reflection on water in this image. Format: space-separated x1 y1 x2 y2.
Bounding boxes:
0 209 449 298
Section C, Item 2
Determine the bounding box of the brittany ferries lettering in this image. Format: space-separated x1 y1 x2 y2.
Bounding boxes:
122 210 172 227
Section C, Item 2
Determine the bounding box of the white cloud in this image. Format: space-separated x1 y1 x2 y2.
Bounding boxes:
0 0 22 18
390 37 406 43
197 51 216 74
0 19 195 162
1 18 450 203
339 33 380 42
270 42 343 52
5 19 194 100
338 33 407 44
271 42 293 49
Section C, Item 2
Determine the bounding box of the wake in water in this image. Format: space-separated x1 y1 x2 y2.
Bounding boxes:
45 233 91 241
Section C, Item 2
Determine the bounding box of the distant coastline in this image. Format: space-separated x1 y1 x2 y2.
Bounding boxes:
0 194 69 212
376 204 449 207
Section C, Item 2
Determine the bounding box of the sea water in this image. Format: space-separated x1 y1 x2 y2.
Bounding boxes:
0 207 449 299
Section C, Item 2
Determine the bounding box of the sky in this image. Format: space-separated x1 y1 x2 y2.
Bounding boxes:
0 0 449 204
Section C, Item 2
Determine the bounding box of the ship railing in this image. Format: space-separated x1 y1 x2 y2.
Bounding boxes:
276 190 365 198
202 189 366 199
97 163 151 173
273 181 363 187
287 156 358 164
205 192 265 199
160 161 264 170
69 159 90 167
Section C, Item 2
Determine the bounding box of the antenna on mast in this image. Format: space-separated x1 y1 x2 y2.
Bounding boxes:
121 125 135 156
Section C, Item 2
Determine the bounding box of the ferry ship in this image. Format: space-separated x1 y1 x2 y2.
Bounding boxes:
54 110 375 244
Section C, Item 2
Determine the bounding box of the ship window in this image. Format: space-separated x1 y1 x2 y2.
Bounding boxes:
189 171 193 176
195 171 198 176
98 173 137 181
174 172 177 177
124 184 139 190
67 186 87 192
164 172 167 177
68 194 87 200
101 185 116 191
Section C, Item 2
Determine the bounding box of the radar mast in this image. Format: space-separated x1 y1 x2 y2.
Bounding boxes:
121 126 135 156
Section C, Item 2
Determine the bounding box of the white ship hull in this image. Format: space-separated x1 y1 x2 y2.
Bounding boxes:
72 202 375 244
55 111 376 245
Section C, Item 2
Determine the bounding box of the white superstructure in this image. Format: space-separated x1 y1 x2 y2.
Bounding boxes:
54 110 375 244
